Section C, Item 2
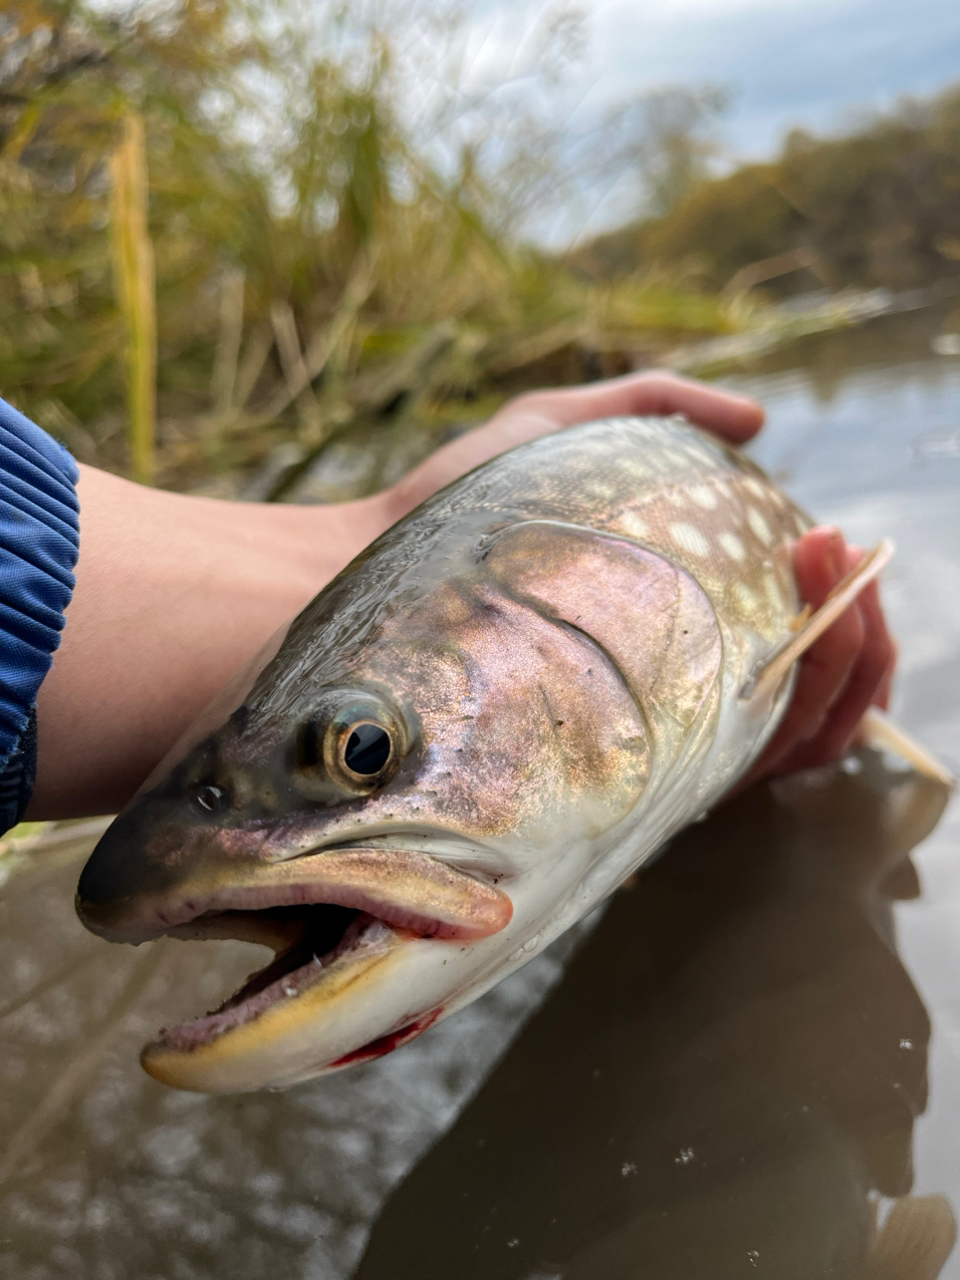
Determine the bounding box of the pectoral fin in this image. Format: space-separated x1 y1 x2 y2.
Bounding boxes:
866 1194 957 1280
741 537 953 786
741 538 895 702
860 707 955 787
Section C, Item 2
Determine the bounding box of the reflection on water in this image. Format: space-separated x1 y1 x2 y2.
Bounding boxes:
355 756 951 1280
1 306 960 1278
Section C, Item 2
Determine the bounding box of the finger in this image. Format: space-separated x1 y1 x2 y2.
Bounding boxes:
525 371 765 442
754 529 865 777
770 553 896 775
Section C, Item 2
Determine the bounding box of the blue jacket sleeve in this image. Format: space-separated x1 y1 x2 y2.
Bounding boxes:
0 397 80 833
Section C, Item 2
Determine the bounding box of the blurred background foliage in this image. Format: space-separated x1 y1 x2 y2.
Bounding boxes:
577 84 960 294
0 0 958 495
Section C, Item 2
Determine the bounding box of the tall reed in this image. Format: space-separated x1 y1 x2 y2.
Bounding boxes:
109 112 157 485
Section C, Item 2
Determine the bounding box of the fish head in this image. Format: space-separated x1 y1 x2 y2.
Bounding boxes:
77 518 721 1093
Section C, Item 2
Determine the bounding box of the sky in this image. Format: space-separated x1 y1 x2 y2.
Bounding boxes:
454 0 960 239
583 0 960 155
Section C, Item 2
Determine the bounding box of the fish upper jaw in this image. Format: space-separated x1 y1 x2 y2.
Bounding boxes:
76 839 513 946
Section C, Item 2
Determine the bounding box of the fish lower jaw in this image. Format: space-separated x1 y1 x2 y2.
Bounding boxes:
140 909 455 1094
146 910 403 1058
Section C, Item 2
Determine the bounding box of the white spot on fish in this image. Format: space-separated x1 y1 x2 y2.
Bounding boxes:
744 477 766 499
718 532 746 561
619 511 649 540
669 522 711 557
665 489 687 507
764 576 783 613
689 484 718 509
747 507 772 546
735 583 759 611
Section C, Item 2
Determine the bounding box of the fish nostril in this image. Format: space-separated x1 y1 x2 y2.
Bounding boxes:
194 784 227 814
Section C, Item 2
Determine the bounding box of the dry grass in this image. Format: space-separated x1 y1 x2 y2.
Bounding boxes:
0 0 750 498
108 112 157 484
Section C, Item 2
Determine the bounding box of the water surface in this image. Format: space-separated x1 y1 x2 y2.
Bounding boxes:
1 306 959 1279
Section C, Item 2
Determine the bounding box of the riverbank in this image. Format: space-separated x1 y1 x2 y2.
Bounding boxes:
662 279 960 378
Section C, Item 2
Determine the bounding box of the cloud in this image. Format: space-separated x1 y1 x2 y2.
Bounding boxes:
462 0 960 152
403 0 960 242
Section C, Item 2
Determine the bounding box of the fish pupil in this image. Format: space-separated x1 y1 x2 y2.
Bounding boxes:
195 784 225 813
344 724 391 775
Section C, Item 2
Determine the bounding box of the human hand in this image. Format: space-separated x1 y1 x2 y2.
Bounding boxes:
388 370 766 518
386 370 895 783
748 527 896 782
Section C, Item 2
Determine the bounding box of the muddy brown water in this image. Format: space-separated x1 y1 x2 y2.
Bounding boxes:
2 305 960 1279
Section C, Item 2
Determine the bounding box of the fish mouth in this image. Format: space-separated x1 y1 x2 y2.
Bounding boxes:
148 905 402 1056
77 842 513 1081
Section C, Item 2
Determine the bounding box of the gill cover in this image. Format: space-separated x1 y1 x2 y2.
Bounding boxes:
484 520 723 744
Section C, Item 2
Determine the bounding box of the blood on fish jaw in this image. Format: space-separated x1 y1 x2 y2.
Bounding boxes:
328 1009 445 1069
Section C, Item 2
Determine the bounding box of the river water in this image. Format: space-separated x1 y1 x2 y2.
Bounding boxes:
1 305 960 1279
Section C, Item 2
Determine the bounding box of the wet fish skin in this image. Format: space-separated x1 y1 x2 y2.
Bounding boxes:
77 416 812 1092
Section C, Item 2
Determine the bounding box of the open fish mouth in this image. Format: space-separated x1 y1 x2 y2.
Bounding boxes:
150 904 403 1055
77 843 513 1084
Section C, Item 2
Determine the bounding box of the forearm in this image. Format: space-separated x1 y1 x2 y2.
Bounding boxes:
29 466 386 818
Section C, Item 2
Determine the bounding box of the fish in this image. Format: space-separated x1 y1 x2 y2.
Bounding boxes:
75 414 893 1094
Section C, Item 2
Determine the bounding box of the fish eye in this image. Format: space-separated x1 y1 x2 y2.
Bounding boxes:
194 784 226 813
328 707 399 788
341 721 393 777
295 692 408 794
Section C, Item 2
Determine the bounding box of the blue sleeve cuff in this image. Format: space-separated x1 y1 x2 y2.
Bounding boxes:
0 397 80 828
